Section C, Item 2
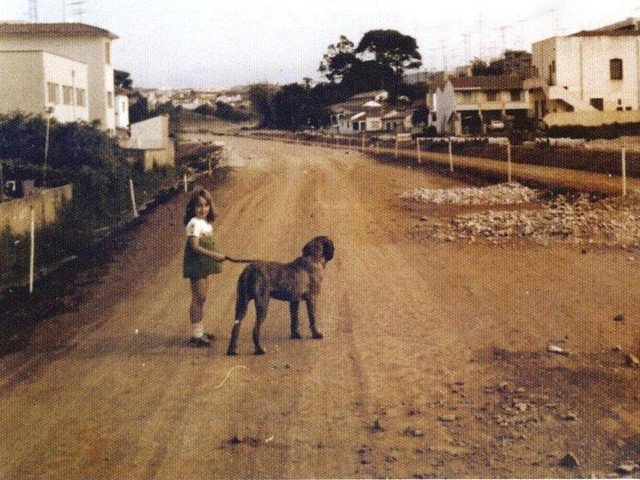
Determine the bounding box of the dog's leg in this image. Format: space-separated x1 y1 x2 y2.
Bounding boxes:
227 284 251 356
290 301 302 339
306 299 324 339
253 297 269 355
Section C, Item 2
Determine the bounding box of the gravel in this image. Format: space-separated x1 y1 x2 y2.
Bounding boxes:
410 185 640 248
401 183 538 205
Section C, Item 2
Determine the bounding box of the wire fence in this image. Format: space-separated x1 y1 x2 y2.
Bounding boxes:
244 131 640 195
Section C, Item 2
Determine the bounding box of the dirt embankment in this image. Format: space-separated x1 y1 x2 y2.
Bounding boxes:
1 136 639 479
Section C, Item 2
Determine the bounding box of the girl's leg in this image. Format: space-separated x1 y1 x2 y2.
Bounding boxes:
189 277 209 342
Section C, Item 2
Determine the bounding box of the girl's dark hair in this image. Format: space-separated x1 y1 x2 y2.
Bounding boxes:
183 187 216 225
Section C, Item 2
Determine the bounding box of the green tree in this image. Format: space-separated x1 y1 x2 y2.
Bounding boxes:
354 30 422 79
114 69 133 89
318 35 358 84
248 84 275 127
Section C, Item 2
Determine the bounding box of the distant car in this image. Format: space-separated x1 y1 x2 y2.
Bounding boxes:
488 120 505 130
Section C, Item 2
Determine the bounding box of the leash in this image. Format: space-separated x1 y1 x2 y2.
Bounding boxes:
225 256 258 263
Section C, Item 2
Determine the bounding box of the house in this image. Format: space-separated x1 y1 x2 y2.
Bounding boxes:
328 90 387 134
0 22 118 132
0 50 89 123
119 115 175 171
525 18 640 126
436 75 529 135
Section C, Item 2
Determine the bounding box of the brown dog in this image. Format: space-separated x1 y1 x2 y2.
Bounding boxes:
226 236 334 355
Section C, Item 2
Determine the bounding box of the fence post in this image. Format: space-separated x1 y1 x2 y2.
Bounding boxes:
208 155 212 176
507 141 512 183
448 137 454 173
0 162 3 202
622 147 627 197
129 178 139 218
417 138 421 164
183 173 188 193
29 206 35 294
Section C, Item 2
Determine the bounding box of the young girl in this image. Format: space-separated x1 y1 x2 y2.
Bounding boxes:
183 187 226 347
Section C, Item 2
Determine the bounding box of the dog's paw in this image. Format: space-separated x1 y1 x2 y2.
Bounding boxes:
290 332 303 340
254 348 266 355
226 349 238 356
311 332 324 340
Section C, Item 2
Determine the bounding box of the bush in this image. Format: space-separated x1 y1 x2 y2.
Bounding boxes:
547 122 640 140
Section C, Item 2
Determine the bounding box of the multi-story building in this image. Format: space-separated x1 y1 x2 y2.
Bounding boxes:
0 50 89 123
0 22 118 132
436 75 529 135
526 18 640 125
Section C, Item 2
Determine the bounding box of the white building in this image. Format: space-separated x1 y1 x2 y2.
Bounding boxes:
0 22 118 132
114 88 129 130
526 18 640 125
119 115 175 171
436 75 530 135
0 50 89 123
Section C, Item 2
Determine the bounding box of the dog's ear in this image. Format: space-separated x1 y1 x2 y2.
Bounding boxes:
303 236 334 262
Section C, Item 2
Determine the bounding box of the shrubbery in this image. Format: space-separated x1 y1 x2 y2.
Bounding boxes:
0 113 179 285
547 122 640 140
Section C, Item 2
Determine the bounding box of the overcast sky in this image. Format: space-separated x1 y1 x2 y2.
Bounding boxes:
3 0 640 89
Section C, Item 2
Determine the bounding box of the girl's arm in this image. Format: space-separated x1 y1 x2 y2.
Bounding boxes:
187 237 226 262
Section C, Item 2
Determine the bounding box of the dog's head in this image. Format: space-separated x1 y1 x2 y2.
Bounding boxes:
302 236 334 266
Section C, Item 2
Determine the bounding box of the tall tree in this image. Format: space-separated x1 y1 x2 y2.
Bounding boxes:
354 30 422 79
114 70 133 89
318 35 358 84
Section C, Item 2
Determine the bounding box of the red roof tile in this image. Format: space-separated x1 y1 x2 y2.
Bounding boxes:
450 75 523 90
0 22 118 40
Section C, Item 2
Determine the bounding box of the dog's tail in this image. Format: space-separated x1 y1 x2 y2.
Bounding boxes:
235 267 255 321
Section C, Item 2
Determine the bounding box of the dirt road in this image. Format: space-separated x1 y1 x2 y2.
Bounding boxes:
2 136 640 478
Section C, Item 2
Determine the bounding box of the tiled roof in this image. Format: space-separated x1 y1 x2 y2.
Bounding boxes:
0 22 118 40
570 29 640 37
450 75 523 90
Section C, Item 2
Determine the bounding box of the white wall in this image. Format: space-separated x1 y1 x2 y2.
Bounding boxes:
436 83 456 134
115 93 129 129
533 35 640 111
0 34 115 131
0 50 88 123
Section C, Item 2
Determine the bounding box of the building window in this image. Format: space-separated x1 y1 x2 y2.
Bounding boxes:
107 91 114 108
47 82 59 104
486 91 498 101
105 41 111 65
590 98 604 111
62 85 73 105
610 58 623 80
510 89 521 101
76 88 86 107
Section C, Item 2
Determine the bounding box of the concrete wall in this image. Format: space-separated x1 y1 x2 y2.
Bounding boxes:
115 93 129 129
0 51 43 115
544 109 640 126
0 50 89 122
0 34 116 132
0 184 73 235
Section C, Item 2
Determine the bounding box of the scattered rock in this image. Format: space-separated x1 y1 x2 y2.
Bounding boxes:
562 412 578 421
625 354 640 368
438 414 457 422
401 183 538 206
614 313 626 322
514 402 529 413
371 419 385 432
560 453 580 469
403 426 425 437
616 463 638 475
548 344 570 356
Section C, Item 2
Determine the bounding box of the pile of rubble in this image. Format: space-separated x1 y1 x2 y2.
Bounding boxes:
417 190 640 247
401 183 538 205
